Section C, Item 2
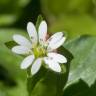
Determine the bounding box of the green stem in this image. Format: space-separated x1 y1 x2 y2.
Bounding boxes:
27 67 32 96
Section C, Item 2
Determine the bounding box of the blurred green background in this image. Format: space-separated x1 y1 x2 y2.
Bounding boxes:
0 0 96 96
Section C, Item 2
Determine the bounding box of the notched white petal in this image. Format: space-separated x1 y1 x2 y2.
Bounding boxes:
21 55 35 69
48 53 67 63
31 58 42 75
12 46 31 55
47 32 63 45
44 57 52 65
49 62 61 72
27 22 38 45
13 34 32 48
48 37 66 51
38 21 47 44
44 57 61 72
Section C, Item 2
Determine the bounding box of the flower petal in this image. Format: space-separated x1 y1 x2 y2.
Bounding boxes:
27 22 38 45
48 53 67 63
31 58 42 75
20 55 35 69
44 57 61 72
48 37 66 51
38 21 47 44
13 34 32 48
12 46 31 55
47 32 63 45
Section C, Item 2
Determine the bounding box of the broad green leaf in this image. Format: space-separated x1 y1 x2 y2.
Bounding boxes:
50 14 96 39
63 79 90 96
63 79 96 96
64 35 96 87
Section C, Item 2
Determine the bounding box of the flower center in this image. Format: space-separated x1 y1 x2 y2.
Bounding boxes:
33 45 46 58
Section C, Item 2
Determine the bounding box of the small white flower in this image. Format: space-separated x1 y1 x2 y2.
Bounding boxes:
12 21 67 75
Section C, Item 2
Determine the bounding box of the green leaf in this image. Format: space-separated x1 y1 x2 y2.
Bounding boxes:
64 79 90 96
64 35 96 87
63 79 96 96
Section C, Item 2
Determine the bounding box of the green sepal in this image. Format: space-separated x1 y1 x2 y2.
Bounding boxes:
36 15 44 30
5 41 18 49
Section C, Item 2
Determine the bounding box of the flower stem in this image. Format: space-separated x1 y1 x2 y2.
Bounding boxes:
27 67 32 96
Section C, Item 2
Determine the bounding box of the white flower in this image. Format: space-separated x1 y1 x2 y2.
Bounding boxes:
12 21 67 75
